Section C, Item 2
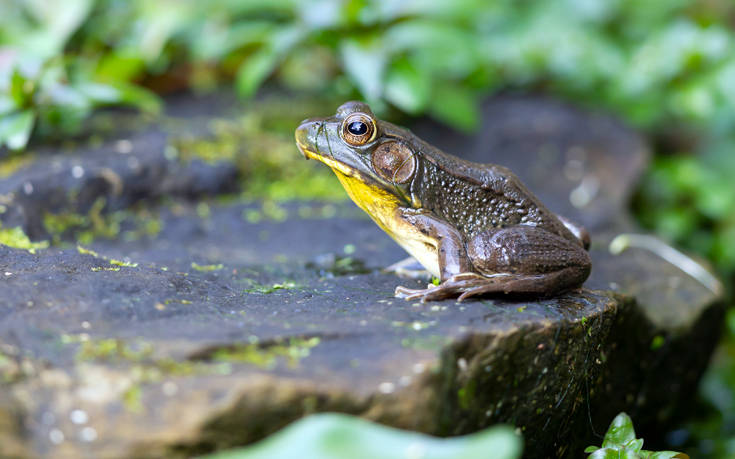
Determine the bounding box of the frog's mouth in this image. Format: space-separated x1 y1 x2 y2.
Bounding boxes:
295 141 358 178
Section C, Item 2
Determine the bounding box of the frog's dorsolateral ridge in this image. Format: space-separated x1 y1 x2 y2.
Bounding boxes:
295 101 591 302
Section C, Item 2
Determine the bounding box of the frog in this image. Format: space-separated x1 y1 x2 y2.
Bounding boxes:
294 101 591 302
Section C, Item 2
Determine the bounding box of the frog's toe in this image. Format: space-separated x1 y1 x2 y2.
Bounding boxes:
395 273 490 302
457 284 499 301
395 285 454 302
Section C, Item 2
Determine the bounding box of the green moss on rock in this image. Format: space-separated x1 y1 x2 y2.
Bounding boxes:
171 97 345 202
209 337 321 369
0 225 48 253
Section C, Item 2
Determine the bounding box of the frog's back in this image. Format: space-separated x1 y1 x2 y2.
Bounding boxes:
411 145 574 242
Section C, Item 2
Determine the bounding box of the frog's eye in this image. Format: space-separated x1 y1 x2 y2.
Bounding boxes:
372 141 416 184
341 113 376 146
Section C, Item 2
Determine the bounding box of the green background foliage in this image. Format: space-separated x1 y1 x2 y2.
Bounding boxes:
1 0 735 456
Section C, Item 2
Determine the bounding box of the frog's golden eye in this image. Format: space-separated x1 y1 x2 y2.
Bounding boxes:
342 113 376 146
372 141 416 184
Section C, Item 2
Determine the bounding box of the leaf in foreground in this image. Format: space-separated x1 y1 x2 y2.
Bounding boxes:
203 413 522 459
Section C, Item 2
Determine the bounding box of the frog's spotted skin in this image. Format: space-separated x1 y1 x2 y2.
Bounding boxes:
295 101 591 302
413 155 568 240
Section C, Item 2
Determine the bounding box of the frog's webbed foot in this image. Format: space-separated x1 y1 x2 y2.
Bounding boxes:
395 273 506 302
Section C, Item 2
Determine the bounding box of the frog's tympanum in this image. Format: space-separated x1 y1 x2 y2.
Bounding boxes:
295 101 591 302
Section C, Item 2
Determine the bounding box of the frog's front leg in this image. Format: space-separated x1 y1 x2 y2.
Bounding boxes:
395 224 591 302
396 208 473 279
393 209 486 301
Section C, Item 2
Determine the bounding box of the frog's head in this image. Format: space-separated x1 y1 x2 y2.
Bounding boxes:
295 101 420 208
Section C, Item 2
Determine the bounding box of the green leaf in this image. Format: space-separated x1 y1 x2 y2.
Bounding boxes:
46 84 89 110
384 57 431 113
9 69 31 108
94 52 146 84
297 0 341 29
22 0 93 55
0 110 35 150
602 412 637 448
193 21 276 61
0 96 17 116
340 37 386 102
202 413 522 459
627 438 644 452
385 20 480 78
236 48 280 98
429 84 480 132
642 451 690 459
75 82 121 104
588 447 640 459
236 26 305 98
113 83 162 115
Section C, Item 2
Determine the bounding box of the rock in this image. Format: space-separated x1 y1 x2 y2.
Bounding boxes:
0 93 723 458
0 128 238 240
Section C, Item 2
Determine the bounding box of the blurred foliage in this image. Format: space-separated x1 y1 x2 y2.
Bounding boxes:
680 309 735 458
585 413 688 459
635 154 735 278
203 412 522 459
1 0 734 142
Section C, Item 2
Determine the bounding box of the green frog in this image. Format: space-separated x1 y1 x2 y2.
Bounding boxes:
295 101 591 302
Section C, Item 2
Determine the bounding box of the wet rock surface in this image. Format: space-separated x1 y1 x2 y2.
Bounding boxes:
0 93 723 458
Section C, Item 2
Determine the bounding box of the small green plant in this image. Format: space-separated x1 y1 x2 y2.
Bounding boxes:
585 413 688 459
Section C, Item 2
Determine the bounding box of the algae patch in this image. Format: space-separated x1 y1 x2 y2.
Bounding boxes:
43 198 162 245
74 337 153 362
78 245 139 269
243 201 288 223
0 224 48 253
0 154 35 178
243 280 299 294
192 262 224 272
205 337 321 369
63 335 233 413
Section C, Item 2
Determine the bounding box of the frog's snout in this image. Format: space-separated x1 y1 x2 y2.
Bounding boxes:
295 119 322 160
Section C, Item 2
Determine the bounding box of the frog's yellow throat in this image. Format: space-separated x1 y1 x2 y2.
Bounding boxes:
299 145 440 277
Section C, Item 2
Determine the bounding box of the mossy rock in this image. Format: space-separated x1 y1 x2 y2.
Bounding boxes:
0 93 723 458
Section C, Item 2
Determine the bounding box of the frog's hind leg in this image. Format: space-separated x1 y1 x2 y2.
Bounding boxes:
396 226 591 302
463 225 591 298
556 214 591 250
454 270 582 301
